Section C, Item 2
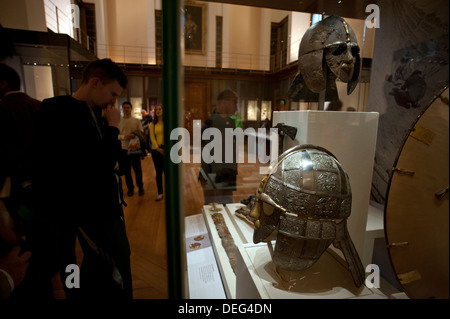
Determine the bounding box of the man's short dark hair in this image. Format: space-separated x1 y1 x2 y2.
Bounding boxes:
82 58 128 89
122 101 132 108
0 63 21 91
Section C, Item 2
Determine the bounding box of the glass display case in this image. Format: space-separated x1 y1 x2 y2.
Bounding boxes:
4 0 446 302
163 0 448 300
162 0 382 299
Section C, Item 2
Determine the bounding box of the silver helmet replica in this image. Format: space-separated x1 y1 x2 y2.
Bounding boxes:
287 15 361 102
249 145 365 287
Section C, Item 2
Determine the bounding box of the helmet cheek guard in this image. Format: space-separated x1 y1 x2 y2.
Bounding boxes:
298 51 327 93
250 176 284 243
250 145 365 287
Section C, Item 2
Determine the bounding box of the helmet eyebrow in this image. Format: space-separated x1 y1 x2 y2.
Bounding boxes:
302 40 358 56
259 192 286 214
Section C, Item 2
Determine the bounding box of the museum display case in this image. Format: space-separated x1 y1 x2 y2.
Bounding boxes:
1 0 447 301
185 110 385 299
169 0 448 300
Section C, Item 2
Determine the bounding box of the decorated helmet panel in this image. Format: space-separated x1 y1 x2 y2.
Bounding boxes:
253 145 352 221
249 144 365 287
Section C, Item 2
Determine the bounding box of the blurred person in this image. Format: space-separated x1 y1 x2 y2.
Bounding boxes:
141 109 153 153
118 101 144 196
0 63 41 230
199 89 239 204
0 199 31 299
0 63 38 299
141 109 153 127
149 105 164 201
326 99 343 111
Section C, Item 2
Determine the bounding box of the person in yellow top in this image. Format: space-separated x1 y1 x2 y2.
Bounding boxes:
149 105 164 201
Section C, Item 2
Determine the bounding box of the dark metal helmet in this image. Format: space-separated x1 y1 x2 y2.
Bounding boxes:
249 144 365 287
287 15 361 102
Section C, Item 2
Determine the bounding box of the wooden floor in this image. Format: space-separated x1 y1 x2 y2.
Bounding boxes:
127 148 263 299
54 146 264 299
123 155 169 298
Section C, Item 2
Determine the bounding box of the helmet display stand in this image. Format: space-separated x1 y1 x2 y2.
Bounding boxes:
192 111 387 299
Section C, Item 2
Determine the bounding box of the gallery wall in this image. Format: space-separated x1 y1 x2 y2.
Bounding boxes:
368 0 449 204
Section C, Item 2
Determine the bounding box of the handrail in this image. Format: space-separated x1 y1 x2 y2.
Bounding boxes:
96 43 297 72
43 0 303 72
44 0 97 56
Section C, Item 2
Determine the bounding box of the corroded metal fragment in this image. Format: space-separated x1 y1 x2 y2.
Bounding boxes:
211 213 237 274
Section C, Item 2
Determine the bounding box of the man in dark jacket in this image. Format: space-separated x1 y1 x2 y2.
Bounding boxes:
0 63 41 222
0 64 39 299
30 59 132 299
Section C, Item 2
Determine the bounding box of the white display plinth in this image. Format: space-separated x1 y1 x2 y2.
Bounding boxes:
185 214 226 299
272 111 379 260
200 203 387 299
236 243 386 299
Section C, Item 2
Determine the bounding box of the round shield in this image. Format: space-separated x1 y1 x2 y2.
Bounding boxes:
385 87 449 299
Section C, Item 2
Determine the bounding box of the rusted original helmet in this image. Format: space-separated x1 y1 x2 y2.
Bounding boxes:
249 145 365 287
287 15 361 102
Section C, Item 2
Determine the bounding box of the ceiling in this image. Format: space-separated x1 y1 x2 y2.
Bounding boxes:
202 0 377 19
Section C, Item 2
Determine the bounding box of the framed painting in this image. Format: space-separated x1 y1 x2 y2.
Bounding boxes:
184 2 206 54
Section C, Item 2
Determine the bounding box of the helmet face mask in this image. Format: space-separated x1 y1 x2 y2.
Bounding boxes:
249 145 365 287
325 41 360 83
